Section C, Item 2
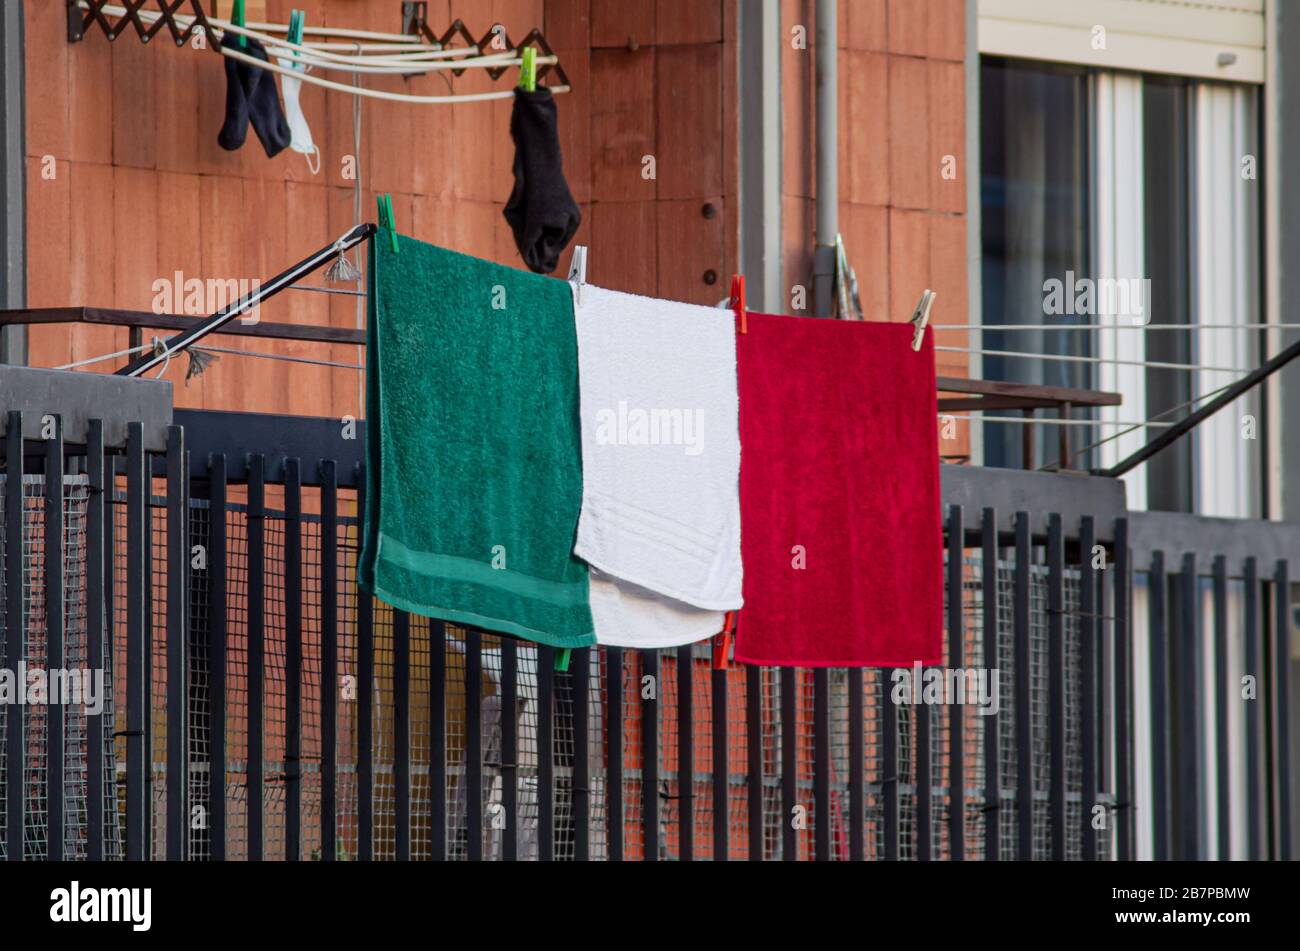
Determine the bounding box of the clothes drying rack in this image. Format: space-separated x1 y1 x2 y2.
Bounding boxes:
66 0 573 101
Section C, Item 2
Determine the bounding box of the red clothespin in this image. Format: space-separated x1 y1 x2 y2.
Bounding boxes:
712 611 736 669
729 274 747 334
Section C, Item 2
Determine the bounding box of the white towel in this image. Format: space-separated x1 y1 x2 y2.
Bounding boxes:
573 284 743 648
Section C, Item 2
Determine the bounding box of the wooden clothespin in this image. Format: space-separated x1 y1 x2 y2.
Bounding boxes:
376 194 399 253
568 245 588 307
729 274 747 334
910 289 936 351
712 611 736 669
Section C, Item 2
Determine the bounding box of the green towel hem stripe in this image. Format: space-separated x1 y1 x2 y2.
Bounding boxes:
369 583 596 649
377 532 589 608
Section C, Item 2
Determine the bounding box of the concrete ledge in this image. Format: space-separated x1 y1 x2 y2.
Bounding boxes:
1129 509 1300 569
941 463 1127 542
0 365 172 451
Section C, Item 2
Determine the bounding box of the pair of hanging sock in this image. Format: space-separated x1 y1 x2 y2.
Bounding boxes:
217 33 292 158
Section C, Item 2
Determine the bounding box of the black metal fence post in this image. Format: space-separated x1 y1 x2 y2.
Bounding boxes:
1113 517 1132 860
1014 511 1032 860
676 644 695 861
1212 554 1229 859
392 608 409 861
1047 513 1065 861
848 667 864 862
641 650 659 861
1149 550 1169 860
4 412 23 861
882 669 899 861
1244 556 1260 860
981 507 999 861
165 425 187 860
572 646 591 862
500 637 517 861
464 629 482 861
355 468 373 862
429 622 446 861
124 421 148 860
319 459 336 861
284 458 302 861
247 454 265 861
606 647 624 861
780 668 796 861
538 644 556 861
947 504 965 862
1079 516 1097 861
1274 559 1292 860
1177 552 1200 860
813 668 830 862
45 423 65 861
744 664 760 861
706 658 727 862
209 454 228 861
86 419 106 861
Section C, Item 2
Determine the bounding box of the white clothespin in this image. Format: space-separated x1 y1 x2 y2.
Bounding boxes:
910 289 936 351
568 245 588 307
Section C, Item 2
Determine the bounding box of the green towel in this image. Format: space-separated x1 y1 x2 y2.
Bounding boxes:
359 229 595 648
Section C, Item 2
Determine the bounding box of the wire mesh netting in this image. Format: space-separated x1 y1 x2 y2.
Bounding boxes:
0 473 119 861
7 472 1119 862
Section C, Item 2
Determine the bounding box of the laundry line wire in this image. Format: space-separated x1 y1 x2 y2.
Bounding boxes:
940 414 1173 428
221 44 569 104
231 22 531 74
1035 378 1242 472
287 284 366 298
55 337 362 374
191 344 362 371
935 345 1250 374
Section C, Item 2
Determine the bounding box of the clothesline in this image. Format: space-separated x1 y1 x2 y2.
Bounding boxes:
223 21 541 75
54 339 362 374
936 345 1250 374
940 415 1173 428
1036 378 1240 471
221 44 568 104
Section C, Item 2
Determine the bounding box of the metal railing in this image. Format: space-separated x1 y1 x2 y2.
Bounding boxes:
0 400 1295 860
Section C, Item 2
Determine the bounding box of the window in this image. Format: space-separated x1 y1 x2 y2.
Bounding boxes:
978 56 1263 517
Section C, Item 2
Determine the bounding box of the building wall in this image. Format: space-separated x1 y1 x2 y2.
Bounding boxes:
22 0 737 419
26 0 965 443
780 0 970 459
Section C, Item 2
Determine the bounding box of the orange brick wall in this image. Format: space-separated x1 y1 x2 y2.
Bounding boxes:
23 0 737 419
780 0 970 460
25 0 966 452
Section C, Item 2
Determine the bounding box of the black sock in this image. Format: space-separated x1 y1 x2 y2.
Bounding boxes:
216 32 251 151
217 33 291 158
244 39 292 158
503 87 581 275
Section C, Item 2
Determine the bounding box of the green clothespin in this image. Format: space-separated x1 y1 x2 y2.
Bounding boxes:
231 0 247 49
519 46 537 92
289 10 304 46
377 194 399 253
554 648 571 672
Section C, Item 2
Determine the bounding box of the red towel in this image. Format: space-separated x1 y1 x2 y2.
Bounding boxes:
734 312 943 667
